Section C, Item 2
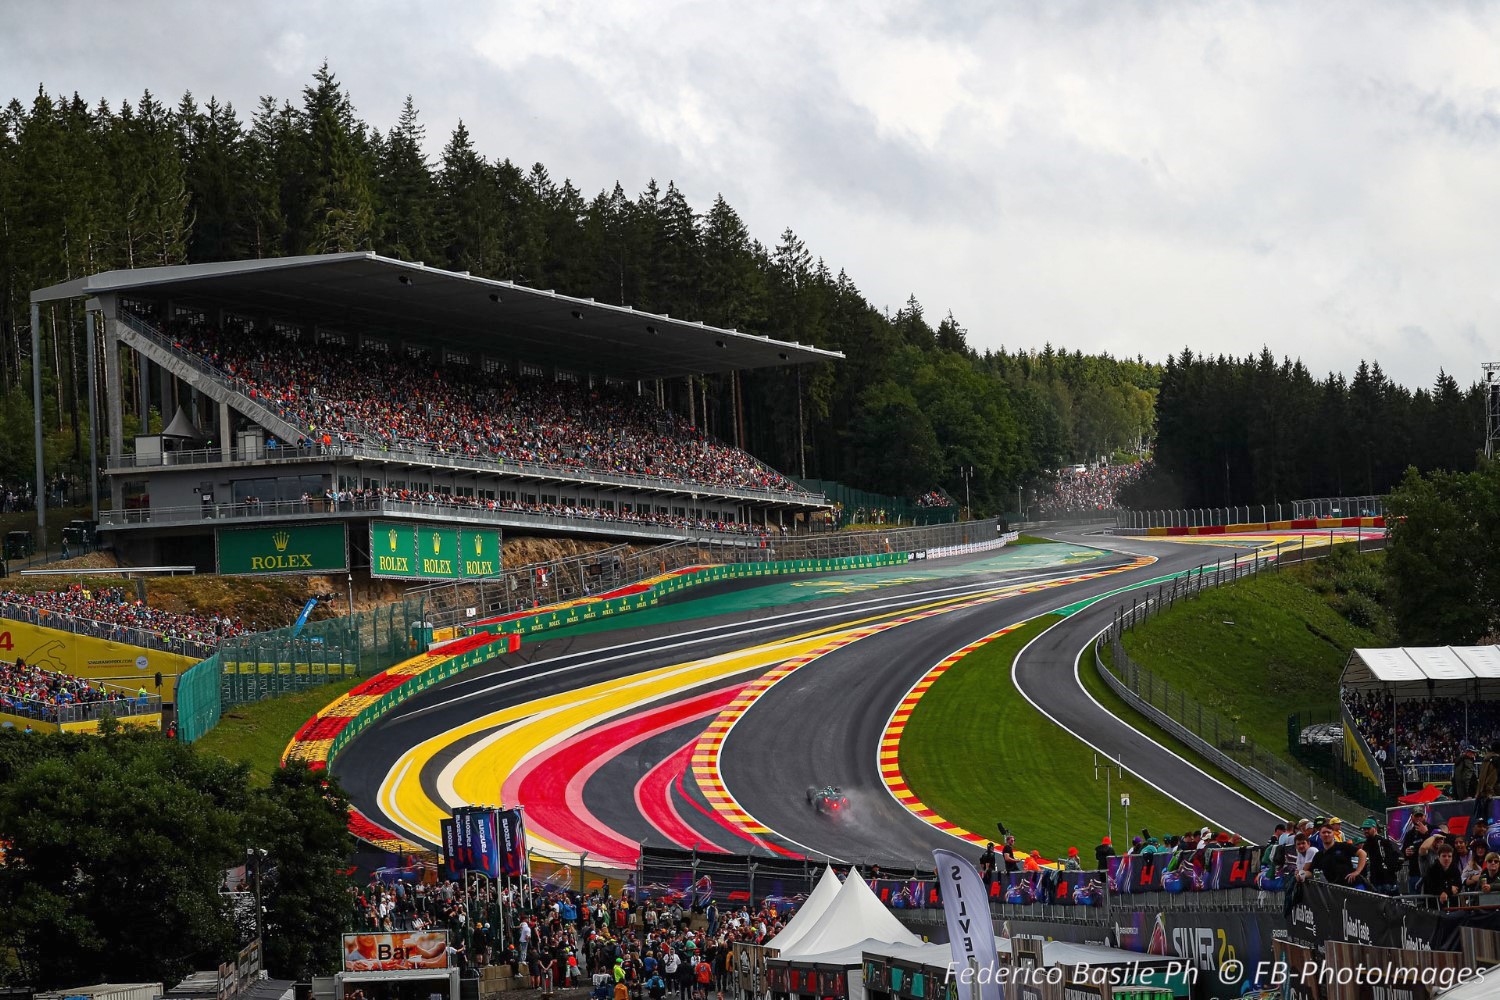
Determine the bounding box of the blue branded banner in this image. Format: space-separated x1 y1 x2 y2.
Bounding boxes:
472 808 502 879
498 808 527 878
291 597 320 637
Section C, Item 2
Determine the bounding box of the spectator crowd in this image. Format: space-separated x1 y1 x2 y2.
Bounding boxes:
162 320 804 497
1343 691 1500 775
912 491 952 509
0 657 139 721
1036 462 1147 517
351 874 792 996
0 584 247 651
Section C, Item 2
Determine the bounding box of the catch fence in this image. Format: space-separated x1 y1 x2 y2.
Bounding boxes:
1115 495 1386 531
1096 545 1380 820
414 518 1005 629
175 594 426 743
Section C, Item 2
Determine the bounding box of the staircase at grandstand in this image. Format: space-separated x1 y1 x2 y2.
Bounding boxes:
119 311 819 503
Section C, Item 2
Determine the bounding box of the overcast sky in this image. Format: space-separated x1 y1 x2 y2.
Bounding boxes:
5 1 1498 388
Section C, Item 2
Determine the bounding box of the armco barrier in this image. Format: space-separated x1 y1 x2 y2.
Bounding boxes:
1143 516 1384 537
465 551 912 640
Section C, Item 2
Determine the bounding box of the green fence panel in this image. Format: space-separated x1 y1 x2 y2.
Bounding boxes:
177 653 223 744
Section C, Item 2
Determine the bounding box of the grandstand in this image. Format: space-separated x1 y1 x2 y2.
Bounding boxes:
29 254 841 576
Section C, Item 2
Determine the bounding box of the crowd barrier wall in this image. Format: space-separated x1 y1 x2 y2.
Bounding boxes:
0 615 194 702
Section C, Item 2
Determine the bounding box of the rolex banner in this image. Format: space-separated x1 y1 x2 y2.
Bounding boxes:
216 523 348 575
369 521 502 580
933 849 1002 1000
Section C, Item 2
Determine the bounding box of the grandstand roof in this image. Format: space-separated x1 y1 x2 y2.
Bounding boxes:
1341 645 1500 691
32 253 843 380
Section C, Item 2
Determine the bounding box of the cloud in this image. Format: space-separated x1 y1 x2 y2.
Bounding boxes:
4 0 1500 387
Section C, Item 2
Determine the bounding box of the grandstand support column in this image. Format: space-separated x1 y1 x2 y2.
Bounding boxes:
797 366 806 480
686 375 696 427
31 301 45 536
159 363 175 424
100 301 126 512
138 355 151 428
85 308 100 520
218 401 232 461
734 370 746 449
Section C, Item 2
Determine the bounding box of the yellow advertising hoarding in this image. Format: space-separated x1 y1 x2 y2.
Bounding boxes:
0 709 161 735
0 616 196 702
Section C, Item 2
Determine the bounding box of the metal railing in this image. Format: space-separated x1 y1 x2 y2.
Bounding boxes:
1095 547 1376 820
98 494 772 543
0 598 220 660
118 311 827 507
1115 495 1386 531
1 690 162 725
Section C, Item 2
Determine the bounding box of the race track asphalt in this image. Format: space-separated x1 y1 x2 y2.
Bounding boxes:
334 548 1125 849
334 531 1285 867
712 528 1275 866
1010 530 1284 840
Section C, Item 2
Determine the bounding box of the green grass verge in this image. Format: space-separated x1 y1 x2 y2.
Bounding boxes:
193 675 364 786
1117 558 1382 756
900 615 1205 859
1012 534 1052 545
1081 640 1287 820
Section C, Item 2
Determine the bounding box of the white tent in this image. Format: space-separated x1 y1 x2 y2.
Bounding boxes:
779 870 921 958
1341 646 1500 697
766 865 843 954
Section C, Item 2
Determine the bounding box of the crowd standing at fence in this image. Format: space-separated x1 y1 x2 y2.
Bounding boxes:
0 584 247 649
350 873 795 995
0 657 139 722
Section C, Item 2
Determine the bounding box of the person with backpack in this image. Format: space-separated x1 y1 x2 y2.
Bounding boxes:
646 972 667 1000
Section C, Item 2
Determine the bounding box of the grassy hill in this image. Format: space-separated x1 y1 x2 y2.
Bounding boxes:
1112 545 1391 758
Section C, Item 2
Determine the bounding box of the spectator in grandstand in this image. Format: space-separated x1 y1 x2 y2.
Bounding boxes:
1093 835 1115 867
1344 691 1500 780
0 657 134 721
0 584 246 652
163 318 805 497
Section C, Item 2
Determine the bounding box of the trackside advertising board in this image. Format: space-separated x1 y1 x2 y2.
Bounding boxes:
216 523 348 575
342 930 449 971
369 522 502 581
